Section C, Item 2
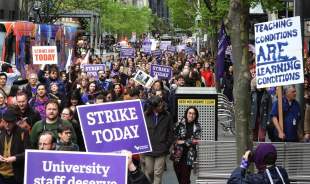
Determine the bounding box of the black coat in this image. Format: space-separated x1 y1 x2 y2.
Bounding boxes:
128 169 150 184
19 105 41 127
228 166 290 184
144 111 174 157
0 126 31 183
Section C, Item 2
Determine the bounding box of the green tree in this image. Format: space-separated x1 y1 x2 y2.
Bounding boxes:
102 2 152 36
167 0 229 56
227 0 284 163
61 0 152 36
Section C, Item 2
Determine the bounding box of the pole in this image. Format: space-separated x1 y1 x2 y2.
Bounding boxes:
277 87 284 132
294 0 305 138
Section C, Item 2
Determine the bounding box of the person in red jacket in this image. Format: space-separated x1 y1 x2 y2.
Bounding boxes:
200 62 215 87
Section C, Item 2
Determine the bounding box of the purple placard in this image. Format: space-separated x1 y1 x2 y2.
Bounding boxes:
177 44 186 52
150 64 172 80
159 41 171 51
24 150 127 184
167 45 176 53
151 50 162 58
185 47 195 55
120 48 135 58
83 64 105 79
76 100 152 154
142 39 152 54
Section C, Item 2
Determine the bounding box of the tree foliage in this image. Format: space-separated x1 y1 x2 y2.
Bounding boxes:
166 0 229 32
101 2 152 36
30 0 152 36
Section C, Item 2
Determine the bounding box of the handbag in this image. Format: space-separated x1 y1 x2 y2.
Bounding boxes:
170 143 183 162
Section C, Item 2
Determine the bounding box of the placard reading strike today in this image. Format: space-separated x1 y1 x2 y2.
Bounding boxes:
24 150 127 184
255 16 304 88
77 100 152 154
150 64 172 80
32 46 58 64
83 64 105 79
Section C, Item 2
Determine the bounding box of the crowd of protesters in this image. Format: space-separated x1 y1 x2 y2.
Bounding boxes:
0 34 309 184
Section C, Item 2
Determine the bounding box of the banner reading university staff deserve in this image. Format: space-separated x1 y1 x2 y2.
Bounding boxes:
77 100 152 154
24 150 127 184
255 16 304 88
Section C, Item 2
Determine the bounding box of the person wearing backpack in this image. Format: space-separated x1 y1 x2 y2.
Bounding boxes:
30 99 77 148
228 143 290 184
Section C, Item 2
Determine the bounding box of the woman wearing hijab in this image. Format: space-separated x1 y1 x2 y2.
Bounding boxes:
228 143 290 184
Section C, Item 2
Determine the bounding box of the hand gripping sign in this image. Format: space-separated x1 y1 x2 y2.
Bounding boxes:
24 150 128 184
77 100 152 154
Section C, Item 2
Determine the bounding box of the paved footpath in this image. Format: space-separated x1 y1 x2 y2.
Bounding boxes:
162 157 197 184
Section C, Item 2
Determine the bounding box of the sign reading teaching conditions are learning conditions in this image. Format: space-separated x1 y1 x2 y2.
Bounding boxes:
255 16 304 88
32 46 58 65
77 100 152 154
24 150 128 184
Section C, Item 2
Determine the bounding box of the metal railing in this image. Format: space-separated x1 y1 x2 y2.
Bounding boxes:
196 141 310 183
217 94 235 135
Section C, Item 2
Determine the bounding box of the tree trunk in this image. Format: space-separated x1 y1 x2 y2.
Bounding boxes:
227 0 252 164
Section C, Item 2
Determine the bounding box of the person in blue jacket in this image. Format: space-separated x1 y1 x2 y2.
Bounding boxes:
228 143 290 184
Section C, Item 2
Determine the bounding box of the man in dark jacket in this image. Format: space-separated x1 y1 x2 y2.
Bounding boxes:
142 96 174 184
16 91 41 129
0 108 31 184
228 143 290 184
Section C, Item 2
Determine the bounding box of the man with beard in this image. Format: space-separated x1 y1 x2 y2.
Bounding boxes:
97 70 112 92
30 99 77 148
29 84 49 119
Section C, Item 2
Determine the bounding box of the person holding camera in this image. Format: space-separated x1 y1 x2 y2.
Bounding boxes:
228 143 290 184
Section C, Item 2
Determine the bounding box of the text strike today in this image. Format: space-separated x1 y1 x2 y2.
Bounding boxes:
86 107 140 143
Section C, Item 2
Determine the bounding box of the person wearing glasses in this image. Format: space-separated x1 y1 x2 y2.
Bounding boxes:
61 108 85 151
38 131 56 150
56 125 79 151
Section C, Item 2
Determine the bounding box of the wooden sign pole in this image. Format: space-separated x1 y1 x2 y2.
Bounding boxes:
277 86 283 132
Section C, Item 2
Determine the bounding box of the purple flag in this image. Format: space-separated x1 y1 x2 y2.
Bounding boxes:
216 23 229 80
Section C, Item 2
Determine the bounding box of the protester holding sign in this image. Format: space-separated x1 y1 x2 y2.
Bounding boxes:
270 85 301 142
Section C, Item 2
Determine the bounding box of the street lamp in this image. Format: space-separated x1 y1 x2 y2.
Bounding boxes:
33 1 42 23
195 3 202 55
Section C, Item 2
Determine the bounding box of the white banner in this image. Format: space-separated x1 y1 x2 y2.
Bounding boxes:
32 46 58 65
255 16 304 88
